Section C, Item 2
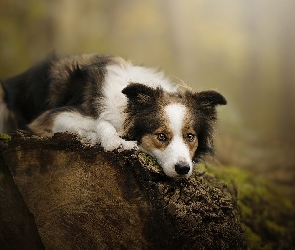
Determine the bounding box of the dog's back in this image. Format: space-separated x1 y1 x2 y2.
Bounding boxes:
0 54 114 132
1 57 56 131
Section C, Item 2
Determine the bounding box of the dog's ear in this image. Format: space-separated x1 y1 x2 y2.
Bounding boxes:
186 90 226 163
122 83 158 105
194 90 227 107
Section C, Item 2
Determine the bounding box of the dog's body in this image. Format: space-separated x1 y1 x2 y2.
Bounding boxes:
0 53 226 178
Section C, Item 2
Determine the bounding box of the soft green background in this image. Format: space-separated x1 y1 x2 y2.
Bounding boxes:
1 0 295 193
1 1 295 248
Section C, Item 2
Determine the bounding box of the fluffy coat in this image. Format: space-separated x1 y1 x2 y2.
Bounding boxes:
0 53 227 178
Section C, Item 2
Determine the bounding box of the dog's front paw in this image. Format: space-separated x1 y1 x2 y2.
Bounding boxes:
118 140 138 152
101 137 138 152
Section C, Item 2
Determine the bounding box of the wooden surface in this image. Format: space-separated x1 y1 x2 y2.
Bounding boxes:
0 131 247 249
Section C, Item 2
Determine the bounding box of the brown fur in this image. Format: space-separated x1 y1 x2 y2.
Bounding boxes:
28 111 57 136
140 104 198 157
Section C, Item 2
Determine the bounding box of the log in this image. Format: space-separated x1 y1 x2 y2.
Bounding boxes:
0 131 247 249
0 134 44 250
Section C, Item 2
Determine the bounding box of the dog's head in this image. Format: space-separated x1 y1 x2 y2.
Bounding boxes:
122 83 227 178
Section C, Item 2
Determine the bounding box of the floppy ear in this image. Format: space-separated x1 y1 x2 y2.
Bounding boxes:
122 83 158 105
188 90 226 163
196 90 227 106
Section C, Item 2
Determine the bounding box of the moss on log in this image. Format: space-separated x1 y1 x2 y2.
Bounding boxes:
0 131 247 249
208 164 295 249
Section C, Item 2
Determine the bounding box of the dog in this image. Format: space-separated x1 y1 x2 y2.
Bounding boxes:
0 53 227 178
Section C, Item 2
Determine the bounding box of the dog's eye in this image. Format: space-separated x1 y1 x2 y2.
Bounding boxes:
157 133 168 142
186 133 195 142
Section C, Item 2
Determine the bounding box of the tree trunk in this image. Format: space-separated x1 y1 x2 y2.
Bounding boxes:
0 131 247 250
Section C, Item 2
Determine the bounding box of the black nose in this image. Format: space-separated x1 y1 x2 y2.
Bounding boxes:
175 162 190 175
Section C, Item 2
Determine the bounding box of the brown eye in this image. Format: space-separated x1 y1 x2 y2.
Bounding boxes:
157 133 168 142
186 133 195 142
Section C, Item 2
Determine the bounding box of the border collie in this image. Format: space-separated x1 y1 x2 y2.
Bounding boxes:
0 53 227 178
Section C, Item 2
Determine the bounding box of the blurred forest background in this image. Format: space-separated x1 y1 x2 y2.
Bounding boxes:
0 0 294 196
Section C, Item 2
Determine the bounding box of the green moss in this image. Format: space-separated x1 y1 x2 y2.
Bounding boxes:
204 164 295 249
0 134 11 149
0 133 11 141
138 152 159 166
265 220 286 236
137 152 163 175
242 224 265 250
237 200 253 218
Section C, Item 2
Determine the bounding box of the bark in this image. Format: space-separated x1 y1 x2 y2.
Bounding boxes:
0 131 247 249
0 135 44 250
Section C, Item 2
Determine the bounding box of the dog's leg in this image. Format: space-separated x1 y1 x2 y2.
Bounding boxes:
28 109 99 144
53 112 138 150
29 109 137 151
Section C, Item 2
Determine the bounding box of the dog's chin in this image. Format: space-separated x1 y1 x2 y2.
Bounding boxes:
173 174 190 179
162 169 192 179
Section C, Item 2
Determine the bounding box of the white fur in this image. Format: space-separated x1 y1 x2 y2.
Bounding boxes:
148 104 193 178
52 112 98 144
92 59 178 149
95 120 137 151
97 60 178 134
53 59 177 152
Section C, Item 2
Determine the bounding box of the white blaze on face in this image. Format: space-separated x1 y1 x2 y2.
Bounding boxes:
151 103 193 178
